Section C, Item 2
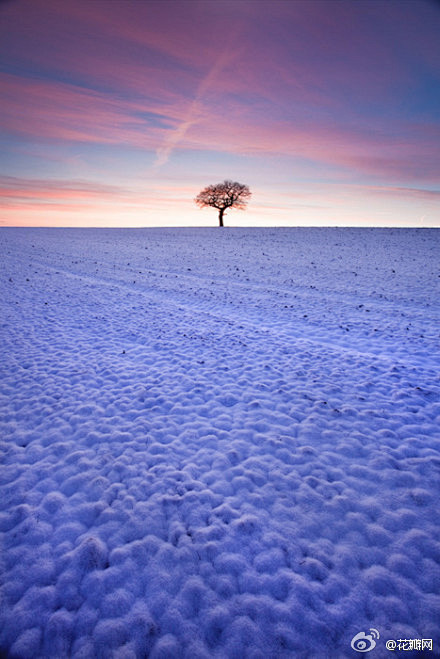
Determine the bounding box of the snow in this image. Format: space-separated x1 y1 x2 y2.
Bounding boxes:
0 226 439 658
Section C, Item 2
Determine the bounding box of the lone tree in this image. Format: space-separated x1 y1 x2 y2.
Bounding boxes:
195 180 251 227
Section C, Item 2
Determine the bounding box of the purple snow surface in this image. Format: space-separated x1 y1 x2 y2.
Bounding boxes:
0 227 439 658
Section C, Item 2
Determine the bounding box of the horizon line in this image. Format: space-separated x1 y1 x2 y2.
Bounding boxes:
1 224 438 230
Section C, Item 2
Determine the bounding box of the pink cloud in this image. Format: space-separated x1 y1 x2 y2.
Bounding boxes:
0 176 127 201
0 73 176 147
0 176 197 224
182 110 440 184
354 184 440 201
2 67 438 187
0 0 241 103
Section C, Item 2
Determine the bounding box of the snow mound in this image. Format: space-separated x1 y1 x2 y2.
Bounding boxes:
1 227 439 657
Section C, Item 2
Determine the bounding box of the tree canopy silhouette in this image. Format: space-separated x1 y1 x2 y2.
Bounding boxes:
195 180 251 227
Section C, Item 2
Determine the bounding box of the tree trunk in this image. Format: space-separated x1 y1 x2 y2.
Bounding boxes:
218 208 225 227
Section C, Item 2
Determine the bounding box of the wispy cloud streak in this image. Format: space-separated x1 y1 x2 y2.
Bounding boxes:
153 45 242 168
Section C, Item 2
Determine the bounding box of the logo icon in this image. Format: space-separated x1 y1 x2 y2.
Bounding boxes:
351 629 380 652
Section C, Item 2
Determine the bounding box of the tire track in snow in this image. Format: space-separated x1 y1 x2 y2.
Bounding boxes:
32 259 440 372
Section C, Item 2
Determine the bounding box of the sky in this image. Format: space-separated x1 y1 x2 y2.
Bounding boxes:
1 0 439 228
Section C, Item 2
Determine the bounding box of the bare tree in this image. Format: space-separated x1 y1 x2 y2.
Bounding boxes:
195 180 251 227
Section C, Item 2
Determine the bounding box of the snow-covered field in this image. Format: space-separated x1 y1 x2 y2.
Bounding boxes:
1 227 439 658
